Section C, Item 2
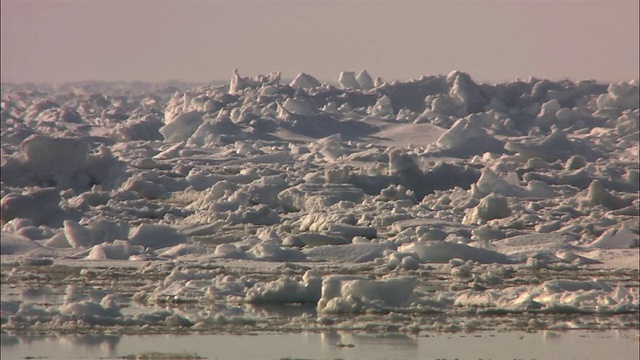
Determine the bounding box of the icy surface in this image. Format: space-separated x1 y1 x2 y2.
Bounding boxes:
1 72 638 337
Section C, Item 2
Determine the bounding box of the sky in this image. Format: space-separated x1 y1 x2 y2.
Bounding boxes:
1 0 638 84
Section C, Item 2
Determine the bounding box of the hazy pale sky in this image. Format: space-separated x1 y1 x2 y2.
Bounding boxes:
1 0 638 83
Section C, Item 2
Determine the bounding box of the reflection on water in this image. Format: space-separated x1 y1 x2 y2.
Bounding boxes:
2 330 638 360
1 334 19 347
246 302 317 318
58 334 120 353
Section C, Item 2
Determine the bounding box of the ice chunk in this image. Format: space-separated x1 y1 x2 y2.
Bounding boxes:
388 148 421 177
314 134 344 161
59 294 121 318
279 184 365 212
228 69 245 94
447 71 486 113
87 240 143 260
87 217 129 245
0 233 45 255
597 81 640 109
115 115 163 141
246 270 321 303
472 169 554 198
214 243 246 259
129 224 187 249
246 243 307 262
589 225 638 249
435 117 504 155
159 111 203 142
328 223 377 240
121 173 169 199
63 220 93 248
295 233 350 247
186 116 242 148
399 241 513 264
505 129 594 162
317 276 418 313
338 71 361 89
356 70 374 90
535 99 561 130
227 205 281 225
303 243 392 263
45 232 71 249
582 180 629 210
21 135 90 174
370 95 394 117
565 155 587 170
462 193 511 224
280 98 316 117
289 72 321 89
1 188 62 225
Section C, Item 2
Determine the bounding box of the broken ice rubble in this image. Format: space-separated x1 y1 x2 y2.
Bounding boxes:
1 70 638 334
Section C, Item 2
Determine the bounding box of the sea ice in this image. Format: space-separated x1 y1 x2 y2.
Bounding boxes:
0 71 637 336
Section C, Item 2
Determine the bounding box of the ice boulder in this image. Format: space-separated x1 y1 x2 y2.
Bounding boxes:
338 71 361 89
317 276 418 313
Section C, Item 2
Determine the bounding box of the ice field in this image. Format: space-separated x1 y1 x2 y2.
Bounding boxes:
1 70 639 359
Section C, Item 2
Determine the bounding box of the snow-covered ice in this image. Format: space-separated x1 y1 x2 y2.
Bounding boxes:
1 71 638 337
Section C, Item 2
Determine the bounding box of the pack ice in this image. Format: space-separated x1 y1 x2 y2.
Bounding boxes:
1 72 638 335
